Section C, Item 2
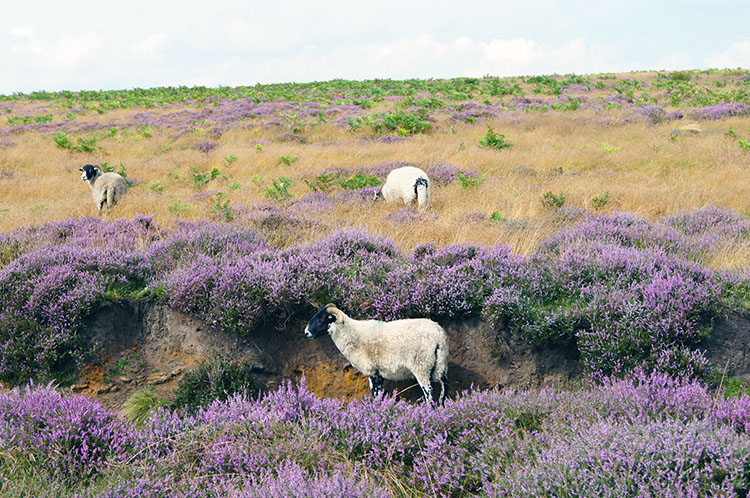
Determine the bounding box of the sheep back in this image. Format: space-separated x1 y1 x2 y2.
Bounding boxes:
381 166 430 206
93 173 128 209
348 318 448 382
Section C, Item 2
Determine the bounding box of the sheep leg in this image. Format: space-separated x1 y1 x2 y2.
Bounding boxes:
414 371 434 404
419 382 434 404
368 373 383 398
438 372 448 406
106 187 116 208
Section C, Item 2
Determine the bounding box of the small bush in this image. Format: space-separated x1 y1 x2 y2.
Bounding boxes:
192 167 221 188
53 132 73 150
478 125 513 150
305 173 338 193
542 191 567 209
265 176 293 200
278 154 299 166
171 357 264 412
212 192 234 221
455 172 486 189
336 173 382 190
490 211 506 222
592 191 611 209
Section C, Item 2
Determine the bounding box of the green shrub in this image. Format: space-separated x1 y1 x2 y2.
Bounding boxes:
172 357 264 413
336 173 382 190
278 154 299 166
542 191 567 209
224 154 238 166
305 173 338 193
191 167 221 188
456 172 486 189
265 176 293 200
212 192 234 221
592 191 610 209
490 211 506 222
53 132 73 150
478 126 513 150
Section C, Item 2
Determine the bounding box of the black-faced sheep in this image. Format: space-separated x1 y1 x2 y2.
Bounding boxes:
373 166 430 209
79 164 128 213
304 303 449 404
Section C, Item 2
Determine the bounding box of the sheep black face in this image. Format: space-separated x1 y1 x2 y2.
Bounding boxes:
372 188 384 202
80 164 99 181
304 305 340 338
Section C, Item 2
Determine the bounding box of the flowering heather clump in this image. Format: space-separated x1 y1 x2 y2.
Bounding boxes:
0 215 163 266
450 101 497 122
0 382 136 482
662 205 750 240
4 374 750 496
193 140 218 153
375 134 406 143
688 102 750 120
541 211 697 257
422 162 479 186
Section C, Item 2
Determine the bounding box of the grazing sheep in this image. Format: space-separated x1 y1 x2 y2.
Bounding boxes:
374 166 430 209
304 303 449 404
79 164 128 213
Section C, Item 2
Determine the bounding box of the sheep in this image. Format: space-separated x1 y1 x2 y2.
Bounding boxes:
79 164 128 213
304 303 449 404
373 166 430 209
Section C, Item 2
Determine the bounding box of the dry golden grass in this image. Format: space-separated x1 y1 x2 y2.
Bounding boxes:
1 94 749 267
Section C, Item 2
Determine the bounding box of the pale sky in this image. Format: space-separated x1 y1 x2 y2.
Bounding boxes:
2 0 749 94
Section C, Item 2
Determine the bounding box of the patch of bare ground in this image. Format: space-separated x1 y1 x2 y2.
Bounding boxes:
702 311 750 384
75 301 748 410
76 300 581 409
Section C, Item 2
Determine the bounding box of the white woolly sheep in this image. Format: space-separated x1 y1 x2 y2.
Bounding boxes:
373 166 430 209
80 164 128 213
304 303 449 404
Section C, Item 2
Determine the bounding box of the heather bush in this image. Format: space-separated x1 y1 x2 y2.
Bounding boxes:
0 382 136 483
5 374 750 496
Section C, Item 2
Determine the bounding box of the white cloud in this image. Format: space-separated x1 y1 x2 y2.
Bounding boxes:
654 52 694 71
708 41 750 69
10 26 44 54
288 35 624 81
10 27 104 72
131 33 167 57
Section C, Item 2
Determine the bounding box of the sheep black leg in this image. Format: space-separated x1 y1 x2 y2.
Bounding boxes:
420 383 434 405
368 373 383 398
438 373 448 406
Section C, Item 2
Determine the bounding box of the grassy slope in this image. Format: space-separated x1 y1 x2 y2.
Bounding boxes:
0 70 748 268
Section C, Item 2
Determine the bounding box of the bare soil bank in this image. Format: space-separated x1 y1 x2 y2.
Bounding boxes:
75 300 749 409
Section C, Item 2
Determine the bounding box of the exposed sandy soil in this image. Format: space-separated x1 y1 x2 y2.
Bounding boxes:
702 310 750 384
74 300 748 410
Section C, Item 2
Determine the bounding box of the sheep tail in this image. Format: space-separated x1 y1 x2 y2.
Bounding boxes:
414 177 429 208
106 186 116 208
431 341 448 381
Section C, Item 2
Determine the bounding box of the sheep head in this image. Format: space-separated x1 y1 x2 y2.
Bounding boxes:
80 164 100 182
304 303 344 339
